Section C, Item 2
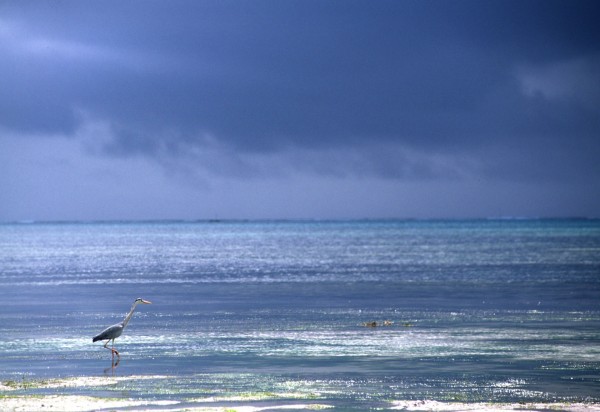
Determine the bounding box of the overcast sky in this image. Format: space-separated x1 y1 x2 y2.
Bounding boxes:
1 0 599 221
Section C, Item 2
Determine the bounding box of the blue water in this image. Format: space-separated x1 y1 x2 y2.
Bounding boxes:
1 220 599 409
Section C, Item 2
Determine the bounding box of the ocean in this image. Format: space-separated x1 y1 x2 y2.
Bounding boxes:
1 219 599 410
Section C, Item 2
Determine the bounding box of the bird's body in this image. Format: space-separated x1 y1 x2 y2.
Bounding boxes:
93 298 151 363
93 323 124 343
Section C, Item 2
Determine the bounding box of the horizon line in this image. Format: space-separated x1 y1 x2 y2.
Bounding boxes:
2 216 598 225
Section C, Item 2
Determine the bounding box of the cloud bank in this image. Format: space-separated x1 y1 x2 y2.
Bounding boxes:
1 0 599 220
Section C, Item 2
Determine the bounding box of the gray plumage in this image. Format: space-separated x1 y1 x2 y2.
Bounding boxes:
93 323 124 342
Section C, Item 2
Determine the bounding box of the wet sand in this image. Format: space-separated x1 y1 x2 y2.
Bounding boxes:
391 400 600 411
2 376 600 411
2 395 600 412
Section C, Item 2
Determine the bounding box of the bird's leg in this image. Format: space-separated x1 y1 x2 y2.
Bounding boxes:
112 339 120 369
102 340 114 366
112 339 120 357
103 340 120 359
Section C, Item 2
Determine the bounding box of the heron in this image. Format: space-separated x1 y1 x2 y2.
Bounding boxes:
93 298 152 361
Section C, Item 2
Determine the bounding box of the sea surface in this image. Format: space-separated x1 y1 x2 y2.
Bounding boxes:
1 219 599 410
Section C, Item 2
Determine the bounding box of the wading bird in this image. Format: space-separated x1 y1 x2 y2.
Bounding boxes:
93 298 151 361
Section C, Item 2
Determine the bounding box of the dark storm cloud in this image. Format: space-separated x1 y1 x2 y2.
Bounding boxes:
1 0 599 180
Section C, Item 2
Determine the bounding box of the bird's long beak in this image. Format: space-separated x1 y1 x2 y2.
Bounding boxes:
141 299 152 304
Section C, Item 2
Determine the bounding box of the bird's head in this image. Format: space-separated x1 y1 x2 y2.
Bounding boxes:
135 298 152 304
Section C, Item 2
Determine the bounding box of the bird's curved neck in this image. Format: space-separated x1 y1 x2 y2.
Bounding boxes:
121 301 139 329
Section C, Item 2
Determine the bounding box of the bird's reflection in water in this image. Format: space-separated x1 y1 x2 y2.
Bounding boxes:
104 355 120 375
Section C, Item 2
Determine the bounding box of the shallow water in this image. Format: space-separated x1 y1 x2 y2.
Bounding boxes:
1 220 599 409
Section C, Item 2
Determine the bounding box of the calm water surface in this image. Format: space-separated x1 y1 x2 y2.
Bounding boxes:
1 220 599 409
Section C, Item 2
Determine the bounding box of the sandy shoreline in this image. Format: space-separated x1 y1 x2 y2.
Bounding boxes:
1 396 600 412
2 376 599 411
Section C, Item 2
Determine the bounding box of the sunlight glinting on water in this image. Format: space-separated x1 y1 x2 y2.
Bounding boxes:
2 220 599 406
7 330 594 366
